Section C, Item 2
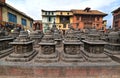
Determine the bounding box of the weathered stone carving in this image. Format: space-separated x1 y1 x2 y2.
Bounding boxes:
82 28 111 62
105 30 120 55
0 27 13 58
62 24 84 62
35 27 59 62
6 30 38 62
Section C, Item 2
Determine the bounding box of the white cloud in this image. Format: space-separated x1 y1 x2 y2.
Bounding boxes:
6 0 119 26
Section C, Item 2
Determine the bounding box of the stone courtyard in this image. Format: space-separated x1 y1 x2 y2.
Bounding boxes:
0 23 120 78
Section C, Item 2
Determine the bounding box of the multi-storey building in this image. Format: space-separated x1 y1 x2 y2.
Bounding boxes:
112 7 120 29
55 10 73 35
0 0 33 31
42 8 107 33
42 10 56 33
42 10 73 34
72 7 107 30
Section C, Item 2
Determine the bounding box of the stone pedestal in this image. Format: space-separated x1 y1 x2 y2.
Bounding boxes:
30 30 43 48
0 28 13 58
105 30 120 58
82 29 111 62
35 28 59 63
0 38 13 58
61 24 84 62
62 42 84 62
36 43 59 62
6 31 38 62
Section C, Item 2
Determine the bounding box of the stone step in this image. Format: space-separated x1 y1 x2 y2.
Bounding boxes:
35 56 59 63
37 51 59 59
61 52 85 62
81 50 112 62
0 48 13 58
82 49 109 58
104 49 120 55
62 51 83 59
9 50 37 58
6 51 38 62
61 57 85 62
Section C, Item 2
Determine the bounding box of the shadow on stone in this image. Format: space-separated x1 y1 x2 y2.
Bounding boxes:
109 55 120 63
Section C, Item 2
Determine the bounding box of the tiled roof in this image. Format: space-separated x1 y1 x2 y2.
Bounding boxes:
71 9 107 16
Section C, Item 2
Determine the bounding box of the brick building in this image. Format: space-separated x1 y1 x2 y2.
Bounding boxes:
112 7 120 29
72 7 107 30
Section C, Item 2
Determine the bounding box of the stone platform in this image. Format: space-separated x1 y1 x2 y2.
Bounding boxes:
0 58 120 78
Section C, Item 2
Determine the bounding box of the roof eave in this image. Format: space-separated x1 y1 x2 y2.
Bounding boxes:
5 3 33 20
73 13 107 16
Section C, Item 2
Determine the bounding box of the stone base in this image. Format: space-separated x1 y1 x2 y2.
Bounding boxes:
105 49 120 55
61 51 85 62
6 50 38 62
0 48 13 58
35 51 59 63
82 49 111 62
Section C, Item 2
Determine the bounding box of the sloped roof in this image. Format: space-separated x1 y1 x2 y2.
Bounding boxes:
71 9 107 16
5 3 33 20
112 7 120 13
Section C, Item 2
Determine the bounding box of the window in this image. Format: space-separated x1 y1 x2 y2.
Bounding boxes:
30 21 33 27
48 12 50 15
67 12 69 15
76 16 79 20
61 12 62 15
21 18 27 26
52 12 54 15
8 12 17 23
96 24 99 27
97 17 99 21
48 17 51 22
45 12 47 15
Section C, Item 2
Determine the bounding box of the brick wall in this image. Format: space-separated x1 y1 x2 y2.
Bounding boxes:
0 0 5 3
0 66 120 78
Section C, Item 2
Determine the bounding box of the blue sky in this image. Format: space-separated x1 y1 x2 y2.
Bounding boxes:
6 0 120 27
